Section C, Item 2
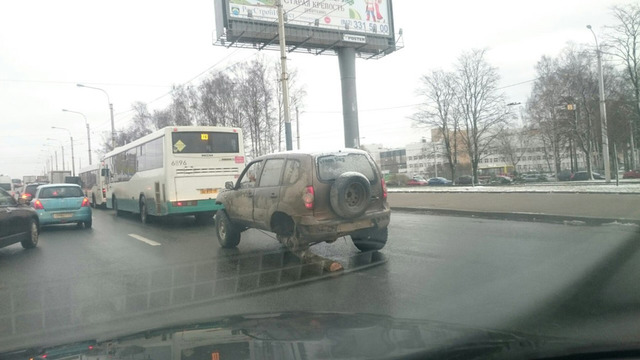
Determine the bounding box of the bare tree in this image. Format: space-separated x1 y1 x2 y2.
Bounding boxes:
606 3 640 168
412 70 460 181
528 56 568 175
170 85 193 126
496 125 532 175
455 49 510 182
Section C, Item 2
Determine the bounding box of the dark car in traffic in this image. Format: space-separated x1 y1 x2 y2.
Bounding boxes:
0 188 39 250
455 175 473 185
570 171 605 181
427 177 452 186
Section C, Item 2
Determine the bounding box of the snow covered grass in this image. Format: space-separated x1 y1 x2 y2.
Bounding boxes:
388 180 640 194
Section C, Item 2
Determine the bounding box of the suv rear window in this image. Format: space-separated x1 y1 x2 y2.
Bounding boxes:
317 154 376 182
38 186 84 198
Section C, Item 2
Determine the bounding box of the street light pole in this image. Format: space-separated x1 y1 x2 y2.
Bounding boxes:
47 138 65 171
77 84 115 149
587 25 611 183
276 0 293 151
51 127 76 176
63 109 92 165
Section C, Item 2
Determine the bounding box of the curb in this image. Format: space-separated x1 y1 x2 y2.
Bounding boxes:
390 207 640 226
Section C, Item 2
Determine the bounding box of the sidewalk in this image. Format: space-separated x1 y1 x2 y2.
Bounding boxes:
388 191 640 225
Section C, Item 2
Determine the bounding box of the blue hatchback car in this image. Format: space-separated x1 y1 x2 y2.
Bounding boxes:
31 184 92 228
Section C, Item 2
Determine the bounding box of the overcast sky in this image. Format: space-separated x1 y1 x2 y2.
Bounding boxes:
0 0 630 178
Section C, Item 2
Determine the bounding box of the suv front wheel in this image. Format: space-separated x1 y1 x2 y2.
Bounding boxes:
351 227 388 251
215 211 241 248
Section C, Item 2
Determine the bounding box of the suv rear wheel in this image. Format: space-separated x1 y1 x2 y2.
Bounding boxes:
330 172 371 219
351 227 388 251
215 211 240 248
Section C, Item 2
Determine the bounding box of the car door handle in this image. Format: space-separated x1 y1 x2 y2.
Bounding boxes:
247 193 254 198
270 193 278 198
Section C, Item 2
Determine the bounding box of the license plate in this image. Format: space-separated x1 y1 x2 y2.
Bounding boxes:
337 219 372 232
200 188 218 195
53 213 73 219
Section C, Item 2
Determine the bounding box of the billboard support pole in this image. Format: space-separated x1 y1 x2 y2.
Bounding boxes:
276 0 293 151
338 47 360 149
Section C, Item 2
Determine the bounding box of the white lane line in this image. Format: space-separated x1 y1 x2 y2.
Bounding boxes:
128 233 161 246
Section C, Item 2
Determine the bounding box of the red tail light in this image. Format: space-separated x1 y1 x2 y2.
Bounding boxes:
102 188 106 198
302 186 314 210
34 200 44 210
21 193 32 199
81 197 90 207
381 178 388 199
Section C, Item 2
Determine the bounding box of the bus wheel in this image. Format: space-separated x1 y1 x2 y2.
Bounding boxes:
140 197 149 224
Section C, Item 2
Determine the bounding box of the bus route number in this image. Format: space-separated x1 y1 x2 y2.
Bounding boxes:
172 160 187 166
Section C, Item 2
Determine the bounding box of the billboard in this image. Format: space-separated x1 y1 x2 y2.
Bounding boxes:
228 0 392 37
214 0 398 58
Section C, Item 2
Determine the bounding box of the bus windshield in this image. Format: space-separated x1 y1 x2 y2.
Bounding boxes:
171 131 239 154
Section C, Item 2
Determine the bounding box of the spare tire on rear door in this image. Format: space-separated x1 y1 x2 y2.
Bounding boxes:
330 172 371 219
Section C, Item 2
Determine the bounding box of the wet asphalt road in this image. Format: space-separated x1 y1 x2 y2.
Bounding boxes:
1 208 639 352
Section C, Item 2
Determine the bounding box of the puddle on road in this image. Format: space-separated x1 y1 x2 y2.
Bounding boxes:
0 248 387 347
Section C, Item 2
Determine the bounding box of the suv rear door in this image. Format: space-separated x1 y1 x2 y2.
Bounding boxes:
314 152 385 219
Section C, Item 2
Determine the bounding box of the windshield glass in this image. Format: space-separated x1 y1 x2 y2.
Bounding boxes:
317 154 376 181
172 131 239 154
38 186 84 198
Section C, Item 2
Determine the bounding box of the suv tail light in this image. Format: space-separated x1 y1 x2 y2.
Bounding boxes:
81 197 90 207
102 188 106 198
381 178 387 199
34 199 44 210
302 186 314 209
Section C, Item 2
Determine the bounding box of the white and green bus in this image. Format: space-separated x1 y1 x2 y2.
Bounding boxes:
78 162 109 208
103 126 245 223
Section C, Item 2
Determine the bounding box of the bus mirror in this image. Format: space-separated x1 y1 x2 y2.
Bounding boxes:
225 181 234 190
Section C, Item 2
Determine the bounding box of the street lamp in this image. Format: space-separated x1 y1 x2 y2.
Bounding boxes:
586 24 611 183
51 126 76 176
62 109 92 165
46 138 65 171
42 144 58 171
77 84 115 149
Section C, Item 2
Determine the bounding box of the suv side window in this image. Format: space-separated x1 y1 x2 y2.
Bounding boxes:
259 159 285 187
282 159 301 186
239 161 263 189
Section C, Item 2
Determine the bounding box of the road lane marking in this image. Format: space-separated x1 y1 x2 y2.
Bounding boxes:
128 233 161 246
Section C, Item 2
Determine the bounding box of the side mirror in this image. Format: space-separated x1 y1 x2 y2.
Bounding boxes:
225 181 234 190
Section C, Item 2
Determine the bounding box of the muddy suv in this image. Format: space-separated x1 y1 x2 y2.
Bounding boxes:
214 149 391 252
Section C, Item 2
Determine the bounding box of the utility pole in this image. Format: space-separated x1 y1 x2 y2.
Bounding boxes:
296 106 300 150
276 0 293 151
587 25 611 183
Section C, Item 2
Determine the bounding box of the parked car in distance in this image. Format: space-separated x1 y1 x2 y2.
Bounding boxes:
557 170 573 181
521 173 542 182
623 170 640 179
406 176 428 186
455 175 473 185
491 175 513 185
427 177 452 186
31 184 92 228
215 149 391 252
0 188 39 249
570 171 605 181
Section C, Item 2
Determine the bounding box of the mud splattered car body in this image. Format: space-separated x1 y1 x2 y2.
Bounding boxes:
215 149 391 252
